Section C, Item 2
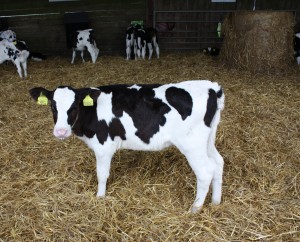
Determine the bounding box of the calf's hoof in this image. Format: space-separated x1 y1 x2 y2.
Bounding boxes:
191 205 202 213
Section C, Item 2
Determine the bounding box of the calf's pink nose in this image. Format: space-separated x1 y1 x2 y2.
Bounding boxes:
55 128 68 138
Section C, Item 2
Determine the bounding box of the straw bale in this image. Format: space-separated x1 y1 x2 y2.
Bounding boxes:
0 53 299 241
221 11 295 74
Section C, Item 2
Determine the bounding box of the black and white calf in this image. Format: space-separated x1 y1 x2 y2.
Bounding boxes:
294 33 300 64
29 80 225 212
136 27 160 60
203 47 220 56
0 39 29 78
71 29 99 64
125 25 137 60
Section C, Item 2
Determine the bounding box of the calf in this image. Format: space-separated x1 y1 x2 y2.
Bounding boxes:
71 29 99 64
0 29 46 62
136 27 160 60
125 25 137 60
203 47 220 56
294 33 300 64
29 80 225 212
0 39 29 78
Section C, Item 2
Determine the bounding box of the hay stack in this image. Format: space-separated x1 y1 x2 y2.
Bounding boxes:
221 11 295 74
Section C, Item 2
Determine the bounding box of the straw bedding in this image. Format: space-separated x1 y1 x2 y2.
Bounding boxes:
0 53 299 241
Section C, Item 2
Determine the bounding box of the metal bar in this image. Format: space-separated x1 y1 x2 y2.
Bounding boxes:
161 42 223 44
155 20 222 23
154 10 234 13
154 10 296 14
159 36 222 39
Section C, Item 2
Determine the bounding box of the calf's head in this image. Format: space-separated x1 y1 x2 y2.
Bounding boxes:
29 86 100 140
0 30 16 43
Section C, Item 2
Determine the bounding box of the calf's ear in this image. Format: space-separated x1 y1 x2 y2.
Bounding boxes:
89 89 101 103
29 87 52 104
80 89 101 107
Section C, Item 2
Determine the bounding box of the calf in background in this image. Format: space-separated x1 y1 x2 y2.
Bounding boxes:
125 25 137 60
294 33 300 64
71 29 99 64
136 26 160 60
203 47 220 56
0 29 46 61
0 39 29 78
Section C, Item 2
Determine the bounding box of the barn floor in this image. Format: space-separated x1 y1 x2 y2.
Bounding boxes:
0 53 299 241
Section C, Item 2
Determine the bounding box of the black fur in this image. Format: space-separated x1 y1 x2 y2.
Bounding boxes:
99 84 170 144
204 88 218 127
165 87 193 120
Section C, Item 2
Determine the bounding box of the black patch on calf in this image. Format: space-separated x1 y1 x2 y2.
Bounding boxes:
15 41 28 51
109 118 126 141
96 118 126 145
96 120 109 144
204 89 218 127
165 87 193 120
99 84 170 144
69 88 126 144
7 47 16 59
88 29 95 44
69 88 99 138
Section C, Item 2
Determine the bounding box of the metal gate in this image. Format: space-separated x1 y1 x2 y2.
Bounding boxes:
153 10 233 51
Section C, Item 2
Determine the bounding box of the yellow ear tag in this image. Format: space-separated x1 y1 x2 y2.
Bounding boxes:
13 41 17 45
83 95 94 106
37 93 48 105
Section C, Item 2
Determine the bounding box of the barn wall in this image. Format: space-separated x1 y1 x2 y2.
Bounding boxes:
0 0 146 56
1 0 300 55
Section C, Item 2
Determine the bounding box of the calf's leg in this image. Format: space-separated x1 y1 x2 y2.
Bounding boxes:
175 132 215 213
185 150 215 213
207 110 224 205
13 59 23 78
147 43 153 60
86 43 97 63
126 39 131 60
21 60 27 78
80 51 85 63
71 49 76 64
152 37 160 59
94 151 114 197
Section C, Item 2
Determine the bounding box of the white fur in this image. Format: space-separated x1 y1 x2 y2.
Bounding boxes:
0 30 16 42
53 87 75 138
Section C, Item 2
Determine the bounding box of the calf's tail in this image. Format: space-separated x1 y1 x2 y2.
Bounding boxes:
206 85 224 156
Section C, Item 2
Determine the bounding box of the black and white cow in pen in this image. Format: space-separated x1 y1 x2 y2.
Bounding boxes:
0 30 46 78
126 25 159 60
203 47 220 56
0 39 29 78
125 25 141 60
125 25 137 60
71 29 99 64
294 33 300 64
29 80 225 213
136 27 160 60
